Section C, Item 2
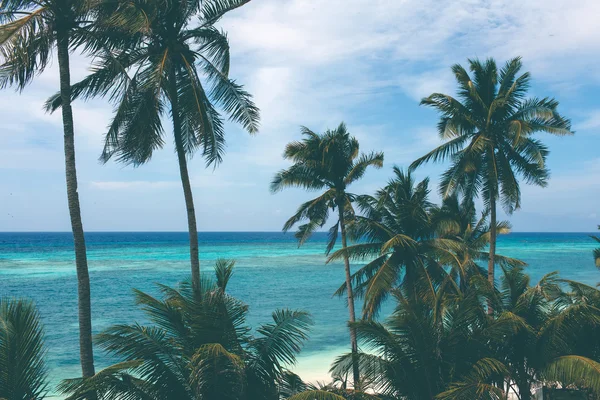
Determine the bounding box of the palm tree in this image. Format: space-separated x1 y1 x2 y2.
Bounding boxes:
497 266 600 399
330 168 448 319
271 123 384 389
331 266 600 399
410 57 573 287
331 274 513 400
332 169 523 319
0 298 49 400
0 0 108 376
60 260 314 400
46 0 260 291
434 195 525 292
591 226 600 267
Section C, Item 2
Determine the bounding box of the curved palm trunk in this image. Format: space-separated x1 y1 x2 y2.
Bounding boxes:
338 204 360 389
168 67 201 291
488 194 497 314
57 31 95 377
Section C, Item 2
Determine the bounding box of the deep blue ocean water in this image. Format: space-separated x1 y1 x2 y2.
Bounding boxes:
0 231 598 396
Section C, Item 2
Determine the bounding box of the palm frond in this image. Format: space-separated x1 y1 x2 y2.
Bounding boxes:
345 151 384 185
0 9 53 91
198 52 260 134
215 259 235 291
200 0 250 26
286 390 346 400
0 298 48 400
544 356 600 396
250 310 313 380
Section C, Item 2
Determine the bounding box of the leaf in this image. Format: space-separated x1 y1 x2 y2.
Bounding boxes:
0 298 48 400
544 356 600 396
286 390 346 400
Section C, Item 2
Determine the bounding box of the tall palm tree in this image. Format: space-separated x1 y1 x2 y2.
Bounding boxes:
59 260 315 400
330 168 447 319
46 0 260 291
0 298 49 400
591 226 600 267
271 123 384 389
0 0 109 376
410 57 573 287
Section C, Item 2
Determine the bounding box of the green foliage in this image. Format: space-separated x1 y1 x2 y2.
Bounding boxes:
410 57 572 214
331 273 510 399
271 123 383 251
328 168 440 318
544 356 600 396
328 266 600 399
45 0 259 167
493 267 600 398
433 195 525 291
0 298 48 400
0 0 128 90
591 226 600 268
59 259 313 400
286 390 346 400
330 168 518 318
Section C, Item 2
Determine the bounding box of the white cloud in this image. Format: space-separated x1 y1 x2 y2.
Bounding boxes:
3 0 600 231
579 110 600 131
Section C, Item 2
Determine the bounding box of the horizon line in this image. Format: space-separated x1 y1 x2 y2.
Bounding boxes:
0 230 597 234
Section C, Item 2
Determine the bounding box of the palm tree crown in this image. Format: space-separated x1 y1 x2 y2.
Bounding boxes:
46 0 260 291
331 169 523 319
329 168 441 318
410 57 573 287
1 0 93 89
271 123 383 250
46 0 259 165
60 260 314 400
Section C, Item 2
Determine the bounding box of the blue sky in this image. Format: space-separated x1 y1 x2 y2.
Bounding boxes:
1 0 600 232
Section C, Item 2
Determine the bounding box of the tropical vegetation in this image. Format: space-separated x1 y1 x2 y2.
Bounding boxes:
328 266 600 400
45 0 260 292
0 0 595 394
271 123 384 389
56 260 318 400
409 57 573 290
328 168 523 319
0 298 48 400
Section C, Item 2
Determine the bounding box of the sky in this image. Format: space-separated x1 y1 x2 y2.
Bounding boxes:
1 0 600 232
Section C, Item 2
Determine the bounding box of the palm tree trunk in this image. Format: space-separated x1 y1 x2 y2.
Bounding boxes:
488 195 497 284
168 66 201 291
338 203 360 389
488 193 497 314
56 30 95 378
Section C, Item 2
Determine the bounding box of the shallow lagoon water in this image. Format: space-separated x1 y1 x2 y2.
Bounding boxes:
0 231 598 396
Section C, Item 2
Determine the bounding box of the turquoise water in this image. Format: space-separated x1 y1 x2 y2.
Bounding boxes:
0 232 598 395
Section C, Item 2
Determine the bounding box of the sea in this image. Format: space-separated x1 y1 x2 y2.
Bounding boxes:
0 231 598 397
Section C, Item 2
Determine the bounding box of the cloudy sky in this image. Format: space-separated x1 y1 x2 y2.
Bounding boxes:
2 0 600 232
